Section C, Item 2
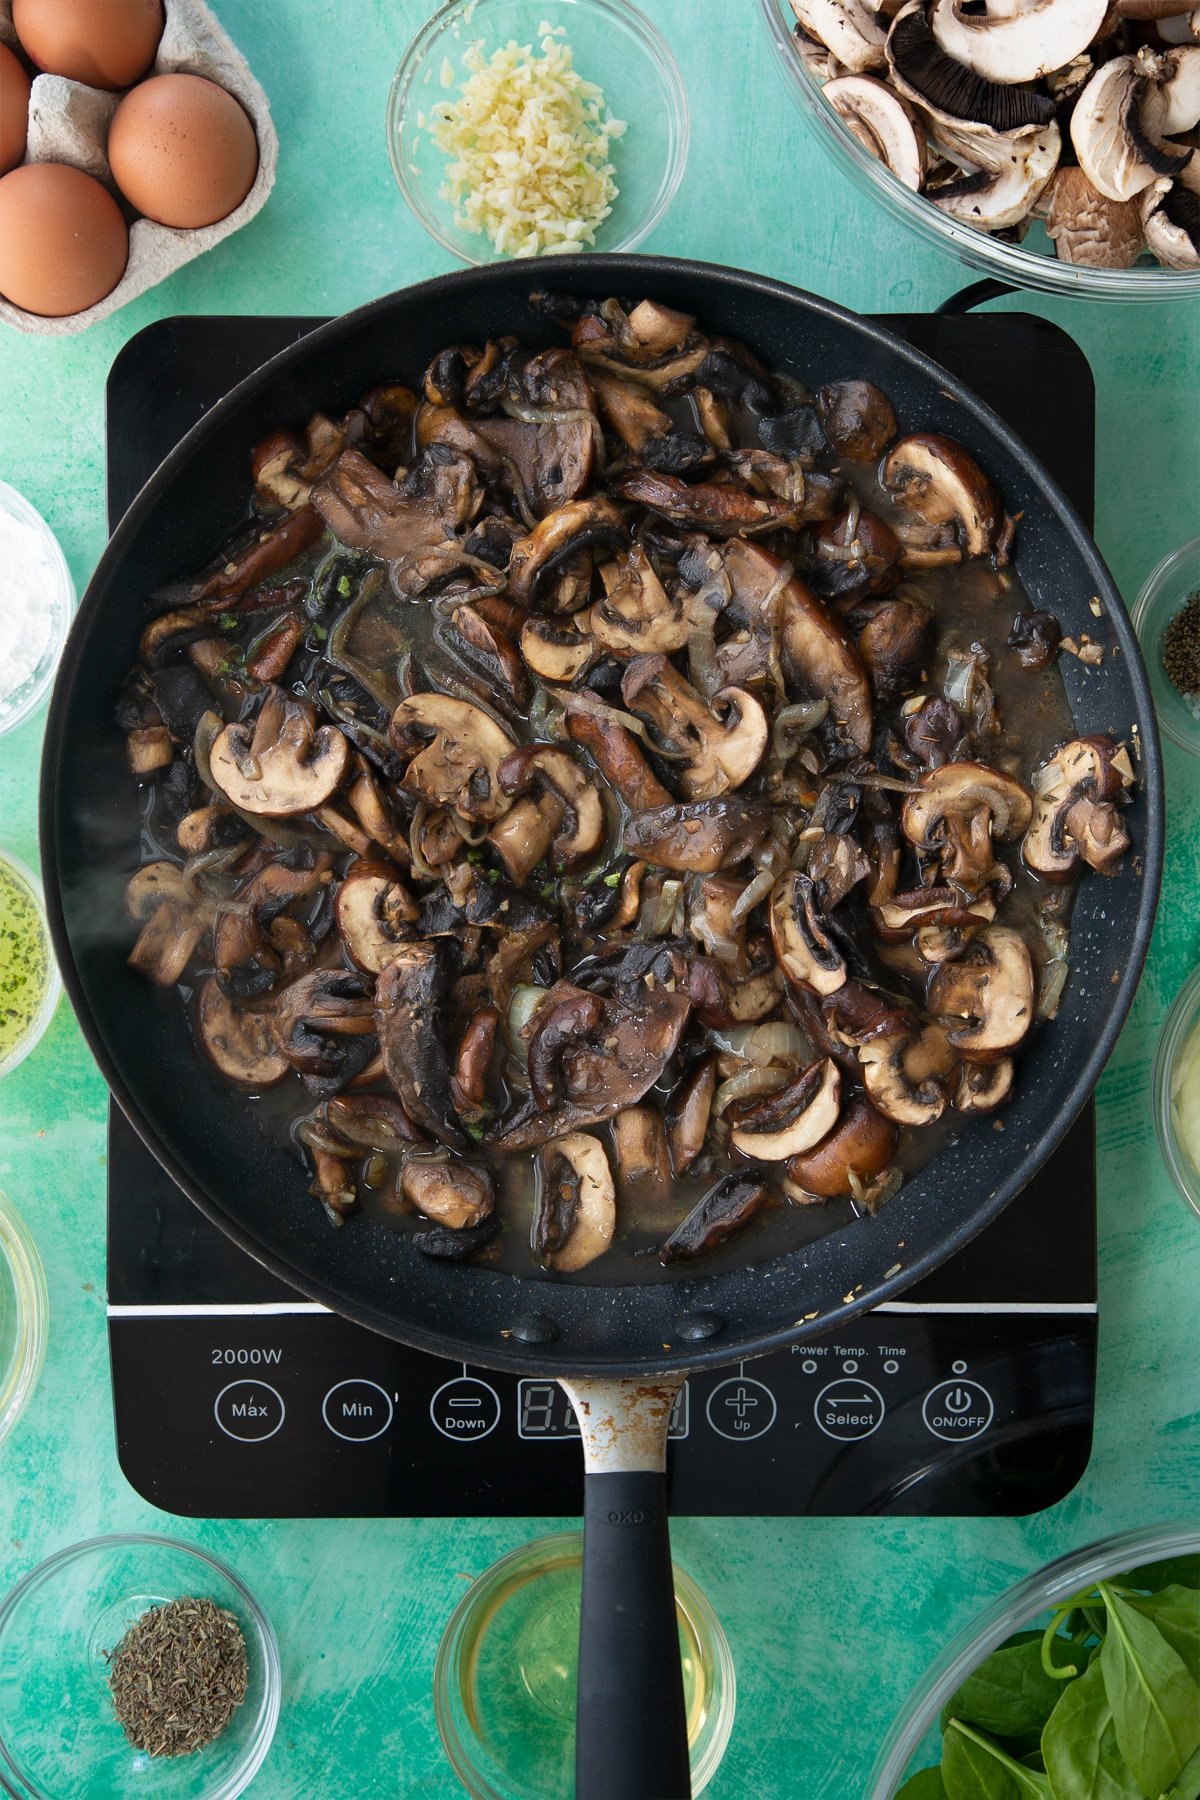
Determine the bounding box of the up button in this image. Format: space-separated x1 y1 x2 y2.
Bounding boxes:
923 1379 994 1443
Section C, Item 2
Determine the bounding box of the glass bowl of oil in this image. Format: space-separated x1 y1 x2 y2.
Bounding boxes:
0 1187 47 1447
434 1531 736 1798
0 848 60 1079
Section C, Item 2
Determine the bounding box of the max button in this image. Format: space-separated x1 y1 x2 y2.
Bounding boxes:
214 1380 285 1442
430 1377 501 1441
923 1380 994 1443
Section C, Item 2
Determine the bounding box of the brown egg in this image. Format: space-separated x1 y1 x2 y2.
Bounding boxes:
0 46 31 176
0 162 128 316
12 0 164 91
107 72 258 230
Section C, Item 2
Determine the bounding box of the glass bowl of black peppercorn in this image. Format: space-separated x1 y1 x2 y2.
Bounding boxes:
1132 537 1200 759
0 1535 280 1796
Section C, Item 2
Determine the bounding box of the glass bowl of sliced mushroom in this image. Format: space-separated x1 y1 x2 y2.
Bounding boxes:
760 0 1200 298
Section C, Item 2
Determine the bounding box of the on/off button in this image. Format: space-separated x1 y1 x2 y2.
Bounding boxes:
923 1380 994 1443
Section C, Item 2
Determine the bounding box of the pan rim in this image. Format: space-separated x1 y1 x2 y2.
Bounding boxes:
39 255 1164 1375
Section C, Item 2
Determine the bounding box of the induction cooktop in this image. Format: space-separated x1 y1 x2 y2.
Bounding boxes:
105 306 1099 1521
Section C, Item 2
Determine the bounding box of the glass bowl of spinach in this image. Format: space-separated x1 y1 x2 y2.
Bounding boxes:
868 1522 1200 1799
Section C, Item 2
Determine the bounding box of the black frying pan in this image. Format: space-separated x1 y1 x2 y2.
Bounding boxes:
41 258 1162 1799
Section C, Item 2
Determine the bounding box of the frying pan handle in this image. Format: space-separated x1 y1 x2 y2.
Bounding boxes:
560 1376 691 1800
936 278 1016 315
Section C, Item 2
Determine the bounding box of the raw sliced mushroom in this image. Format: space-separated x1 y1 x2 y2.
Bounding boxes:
1071 53 1194 200
901 760 1033 889
729 1057 841 1160
771 870 848 997
621 656 769 800
929 0 1108 85
658 1172 773 1263
209 689 351 817
784 1092 898 1198
887 3 1057 131
375 943 465 1149
823 76 928 188
928 924 1035 1060
390 693 517 825
534 1133 616 1272
791 0 888 71
623 798 773 873
1021 736 1134 878
197 976 289 1086
335 859 420 974
928 123 1061 231
1040 166 1146 266
400 1155 495 1229
882 435 1006 562
1141 175 1200 264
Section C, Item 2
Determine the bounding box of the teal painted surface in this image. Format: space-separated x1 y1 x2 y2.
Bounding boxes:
1 3 1198 1792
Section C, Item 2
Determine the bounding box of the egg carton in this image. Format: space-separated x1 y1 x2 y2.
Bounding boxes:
0 0 277 336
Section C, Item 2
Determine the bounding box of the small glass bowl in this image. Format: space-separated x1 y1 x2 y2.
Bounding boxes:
434 1531 736 1798
867 1520 1200 1795
1153 964 1200 1222
758 0 1200 304
387 0 689 264
867 1519 1200 1800
0 1536 281 1800
0 482 75 738
1132 536 1200 758
0 848 62 1080
0 1188 48 1448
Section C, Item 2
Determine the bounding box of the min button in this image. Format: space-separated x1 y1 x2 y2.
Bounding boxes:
323 1379 394 1442
923 1380 994 1443
214 1379 285 1442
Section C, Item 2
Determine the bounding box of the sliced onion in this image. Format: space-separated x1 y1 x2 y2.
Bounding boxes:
772 701 829 759
943 647 980 712
452 811 491 848
712 1065 788 1117
505 983 550 1076
1037 959 1069 1020
687 596 722 700
642 878 684 938
409 802 440 881
729 865 779 925
709 1022 810 1067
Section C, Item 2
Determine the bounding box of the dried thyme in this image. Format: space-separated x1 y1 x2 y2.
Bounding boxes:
1162 587 1200 702
105 1597 249 1757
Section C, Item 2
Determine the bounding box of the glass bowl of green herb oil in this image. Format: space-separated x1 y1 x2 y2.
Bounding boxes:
0 1188 47 1447
867 1521 1200 1798
1154 965 1200 1224
0 848 60 1079
0 1535 281 1797
1132 536 1200 759
434 1530 736 1798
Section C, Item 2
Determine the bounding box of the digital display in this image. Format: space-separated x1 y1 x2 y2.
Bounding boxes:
517 1381 689 1440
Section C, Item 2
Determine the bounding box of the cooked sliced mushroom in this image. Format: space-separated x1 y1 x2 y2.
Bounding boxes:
400 1154 495 1228
1041 166 1146 266
272 967 378 1092
520 613 596 684
771 870 847 997
872 883 997 941
251 414 345 511
209 688 351 817
1141 174 1200 264
1022 736 1134 878
856 597 937 699
791 0 887 71
613 1105 671 1194
929 0 1108 84
197 507 325 604
658 1172 773 1263
902 761 1033 889
335 859 419 974
1071 52 1194 201
493 745 605 873
859 1028 951 1126
449 604 531 710
783 1092 898 1198
928 924 1035 1060
390 693 517 825
125 861 206 987
310 447 471 561
954 1058 1015 1113
534 1133 616 1272
564 706 672 812
197 975 289 1086
506 498 628 608
729 1058 841 1160
881 434 1006 562
592 549 690 656
667 1056 718 1175
623 798 773 873
887 3 1057 132
214 852 331 999
375 943 465 1149
588 368 673 452
609 467 832 537
621 656 768 800
451 1005 500 1115
823 77 927 189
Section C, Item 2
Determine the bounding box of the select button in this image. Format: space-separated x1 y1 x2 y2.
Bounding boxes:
323 1379 394 1442
214 1379 285 1443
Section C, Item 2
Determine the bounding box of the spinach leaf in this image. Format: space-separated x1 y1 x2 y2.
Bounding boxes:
1120 1557 1200 1597
1041 1658 1142 1800
896 1770 949 1798
1098 1583 1200 1797
1157 1743 1200 1800
942 1637 1066 1739
1128 1586 1200 1683
942 1720 1051 1799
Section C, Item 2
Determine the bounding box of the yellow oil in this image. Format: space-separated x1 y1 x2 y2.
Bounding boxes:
0 861 50 1066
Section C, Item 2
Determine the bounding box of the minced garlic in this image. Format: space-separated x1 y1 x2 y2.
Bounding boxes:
428 25 625 259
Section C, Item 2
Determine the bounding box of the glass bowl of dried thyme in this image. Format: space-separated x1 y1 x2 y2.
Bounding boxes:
0 1534 280 1796
1132 536 1200 759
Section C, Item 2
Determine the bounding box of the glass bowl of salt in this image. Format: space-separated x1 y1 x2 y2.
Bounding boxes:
0 481 75 738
